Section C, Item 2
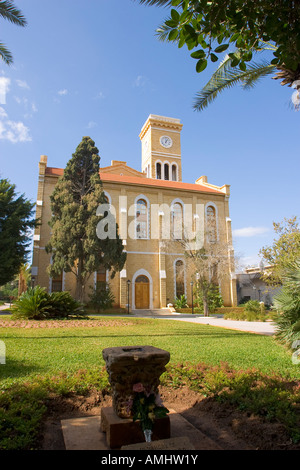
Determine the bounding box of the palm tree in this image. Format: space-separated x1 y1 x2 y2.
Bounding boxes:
0 0 27 65
273 260 300 349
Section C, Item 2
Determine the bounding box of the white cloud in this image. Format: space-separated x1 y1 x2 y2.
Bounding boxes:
95 91 105 99
0 119 32 143
0 77 10 104
16 79 30 90
232 226 269 238
87 121 97 129
133 75 146 87
0 106 8 119
0 75 33 143
58 89 68 95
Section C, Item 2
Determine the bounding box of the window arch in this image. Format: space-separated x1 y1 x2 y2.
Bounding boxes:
171 202 183 239
174 259 185 299
136 198 148 239
206 204 217 242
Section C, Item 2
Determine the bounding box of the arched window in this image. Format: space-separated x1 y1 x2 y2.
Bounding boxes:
171 202 183 239
206 205 217 242
175 260 185 299
156 162 161 179
136 198 148 239
164 163 169 180
172 164 177 181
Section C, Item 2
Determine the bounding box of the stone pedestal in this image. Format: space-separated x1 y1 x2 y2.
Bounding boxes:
102 345 170 419
101 407 170 449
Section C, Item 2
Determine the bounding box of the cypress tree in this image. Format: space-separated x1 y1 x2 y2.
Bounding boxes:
46 137 126 301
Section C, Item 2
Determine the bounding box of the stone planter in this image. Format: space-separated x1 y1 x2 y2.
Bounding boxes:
102 345 170 419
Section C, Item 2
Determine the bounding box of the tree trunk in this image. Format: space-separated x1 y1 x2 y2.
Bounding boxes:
203 296 209 317
75 259 85 303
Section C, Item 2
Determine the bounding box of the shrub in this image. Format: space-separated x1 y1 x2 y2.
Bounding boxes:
12 286 85 319
174 295 188 309
195 283 223 313
273 260 300 349
223 302 268 321
88 284 115 313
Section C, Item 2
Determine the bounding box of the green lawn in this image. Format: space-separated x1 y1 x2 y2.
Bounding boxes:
0 315 299 388
0 315 300 449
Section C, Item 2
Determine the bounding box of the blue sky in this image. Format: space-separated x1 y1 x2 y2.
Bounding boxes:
0 0 299 270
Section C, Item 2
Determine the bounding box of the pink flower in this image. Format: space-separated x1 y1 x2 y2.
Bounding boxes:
133 383 145 393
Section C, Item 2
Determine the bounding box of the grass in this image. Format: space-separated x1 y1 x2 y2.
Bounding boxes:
0 314 300 449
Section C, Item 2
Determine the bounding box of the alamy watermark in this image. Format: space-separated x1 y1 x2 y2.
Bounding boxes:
96 198 206 250
292 340 300 365
0 340 5 365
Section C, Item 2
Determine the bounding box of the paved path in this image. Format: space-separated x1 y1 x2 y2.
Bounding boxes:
131 309 276 336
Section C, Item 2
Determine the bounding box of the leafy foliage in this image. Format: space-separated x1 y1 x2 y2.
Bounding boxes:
88 284 115 312
174 294 188 308
138 0 300 81
0 179 36 286
273 260 300 349
46 137 126 301
259 216 300 286
193 51 276 111
0 1 27 64
12 286 85 319
195 282 223 313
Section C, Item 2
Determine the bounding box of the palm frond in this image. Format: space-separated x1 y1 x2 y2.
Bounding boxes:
137 0 172 6
0 42 13 65
0 0 27 26
193 55 276 111
156 22 175 42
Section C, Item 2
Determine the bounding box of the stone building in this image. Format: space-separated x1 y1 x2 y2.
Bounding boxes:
31 114 237 309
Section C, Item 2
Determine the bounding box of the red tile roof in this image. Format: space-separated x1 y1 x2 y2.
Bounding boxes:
45 167 223 194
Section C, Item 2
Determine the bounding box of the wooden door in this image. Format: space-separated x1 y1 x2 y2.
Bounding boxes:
135 275 150 309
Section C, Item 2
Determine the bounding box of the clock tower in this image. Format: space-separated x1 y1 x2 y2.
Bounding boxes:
139 114 183 182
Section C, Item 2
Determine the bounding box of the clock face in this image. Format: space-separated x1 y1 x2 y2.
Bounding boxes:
160 135 173 148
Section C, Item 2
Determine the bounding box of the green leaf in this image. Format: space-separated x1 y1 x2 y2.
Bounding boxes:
168 29 178 41
210 53 218 62
239 61 246 72
170 9 180 22
190 49 205 59
196 58 207 73
214 44 229 53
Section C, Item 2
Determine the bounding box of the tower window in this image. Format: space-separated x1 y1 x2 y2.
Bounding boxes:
164 163 169 180
172 164 177 181
156 162 161 179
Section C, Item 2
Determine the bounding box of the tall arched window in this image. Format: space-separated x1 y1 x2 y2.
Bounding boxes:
172 164 177 181
156 162 161 179
175 260 185 299
136 198 148 239
171 202 183 239
164 163 169 180
206 205 217 242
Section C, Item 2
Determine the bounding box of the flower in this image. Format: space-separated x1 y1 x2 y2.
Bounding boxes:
133 382 145 393
130 382 169 433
